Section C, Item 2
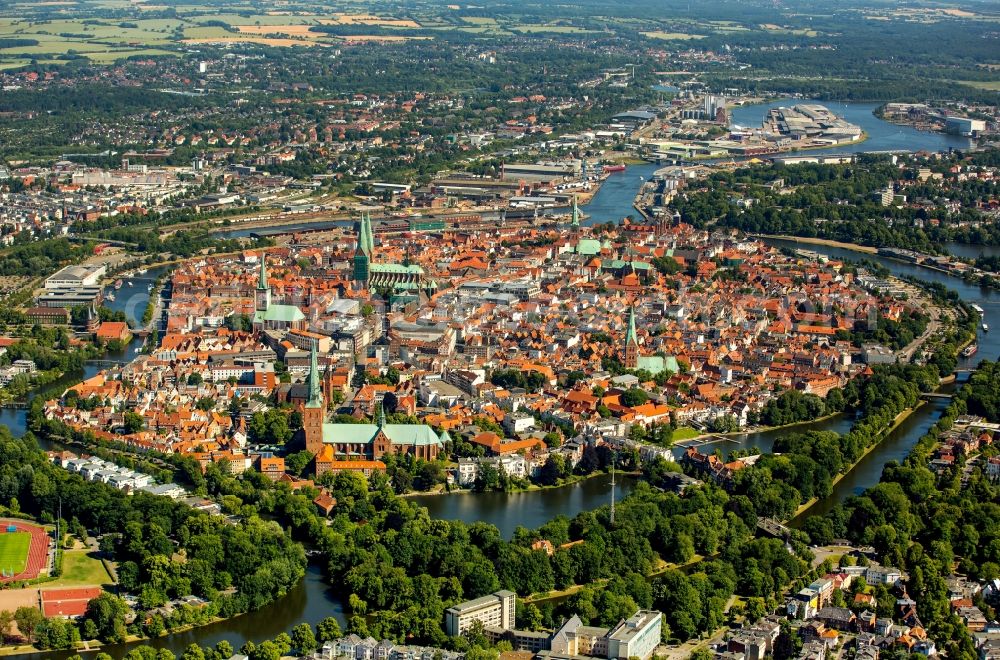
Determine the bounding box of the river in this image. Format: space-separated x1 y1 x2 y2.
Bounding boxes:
29 563 346 660
0 265 170 438
410 473 635 537
4 100 997 657
729 99 974 154
764 238 1000 365
944 242 1000 262
762 235 1000 514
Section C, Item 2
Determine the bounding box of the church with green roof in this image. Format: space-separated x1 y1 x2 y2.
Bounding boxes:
299 341 446 462
252 253 307 332
352 212 437 302
622 306 679 376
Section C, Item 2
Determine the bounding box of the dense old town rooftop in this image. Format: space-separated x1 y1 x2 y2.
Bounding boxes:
44 218 908 475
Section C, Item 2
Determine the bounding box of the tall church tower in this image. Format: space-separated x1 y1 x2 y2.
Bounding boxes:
255 252 271 312
623 306 639 369
353 212 374 284
302 340 325 454
571 195 581 229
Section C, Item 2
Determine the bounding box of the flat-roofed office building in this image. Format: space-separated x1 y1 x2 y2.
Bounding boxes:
606 610 662 660
445 590 516 637
45 264 106 290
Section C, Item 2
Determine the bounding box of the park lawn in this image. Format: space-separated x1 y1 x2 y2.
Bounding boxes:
0 532 29 576
50 550 113 587
671 426 701 441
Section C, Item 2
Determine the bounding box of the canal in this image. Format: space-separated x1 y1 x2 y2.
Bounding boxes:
4 100 997 657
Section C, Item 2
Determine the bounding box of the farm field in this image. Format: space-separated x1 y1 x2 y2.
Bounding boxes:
182 36 327 47
235 25 324 37
958 80 1000 90
338 35 431 42
511 24 598 34
0 531 30 576
0 9 436 63
641 31 706 40
320 14 420 27
0 16 180 65
186 12 318 25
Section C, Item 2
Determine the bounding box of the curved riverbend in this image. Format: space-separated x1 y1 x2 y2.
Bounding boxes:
3 102 996 657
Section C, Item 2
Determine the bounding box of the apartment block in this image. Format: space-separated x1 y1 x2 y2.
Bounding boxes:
445 590 516 637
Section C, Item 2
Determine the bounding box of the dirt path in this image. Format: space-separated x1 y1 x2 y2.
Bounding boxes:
750 234 879 254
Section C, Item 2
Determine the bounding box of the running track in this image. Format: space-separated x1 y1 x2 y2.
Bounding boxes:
0 520 49 582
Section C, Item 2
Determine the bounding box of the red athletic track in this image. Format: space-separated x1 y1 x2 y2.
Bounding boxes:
0 520 49 582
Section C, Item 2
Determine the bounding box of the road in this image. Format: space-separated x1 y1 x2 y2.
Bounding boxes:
894 279 945 362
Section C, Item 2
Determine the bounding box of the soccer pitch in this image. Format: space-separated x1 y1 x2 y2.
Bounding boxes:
0 532 30 576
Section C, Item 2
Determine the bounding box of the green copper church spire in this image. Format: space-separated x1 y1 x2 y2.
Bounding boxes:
364 211 375 257
355 213 375 257
626 305 638 346
571 195 580 228
305 340 323 409
353 213 372 283
255 251 271 312
258 251 268 290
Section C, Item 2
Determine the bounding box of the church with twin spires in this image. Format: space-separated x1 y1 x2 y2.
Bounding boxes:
351 212 437 299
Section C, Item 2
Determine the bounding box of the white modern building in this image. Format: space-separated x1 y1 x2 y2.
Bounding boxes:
445 590 516 637
45 264 106 290
945 117 986 137
606 611 663 660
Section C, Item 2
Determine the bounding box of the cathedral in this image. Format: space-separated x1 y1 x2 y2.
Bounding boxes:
299 341 445 465
621 306 680 376
352 212 437 299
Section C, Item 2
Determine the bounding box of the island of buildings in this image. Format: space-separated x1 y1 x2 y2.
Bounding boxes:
39 211 928 497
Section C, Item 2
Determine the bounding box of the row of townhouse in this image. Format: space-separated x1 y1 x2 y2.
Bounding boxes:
456 453 543 486
51 452 186 498
454 433 594 486
306 636 464 660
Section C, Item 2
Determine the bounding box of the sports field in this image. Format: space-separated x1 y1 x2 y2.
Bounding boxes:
0 531 30 576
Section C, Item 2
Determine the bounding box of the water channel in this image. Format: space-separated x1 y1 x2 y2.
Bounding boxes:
0 265 170 438
5 100 999 657
728 99 974 154
410 473 635 537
